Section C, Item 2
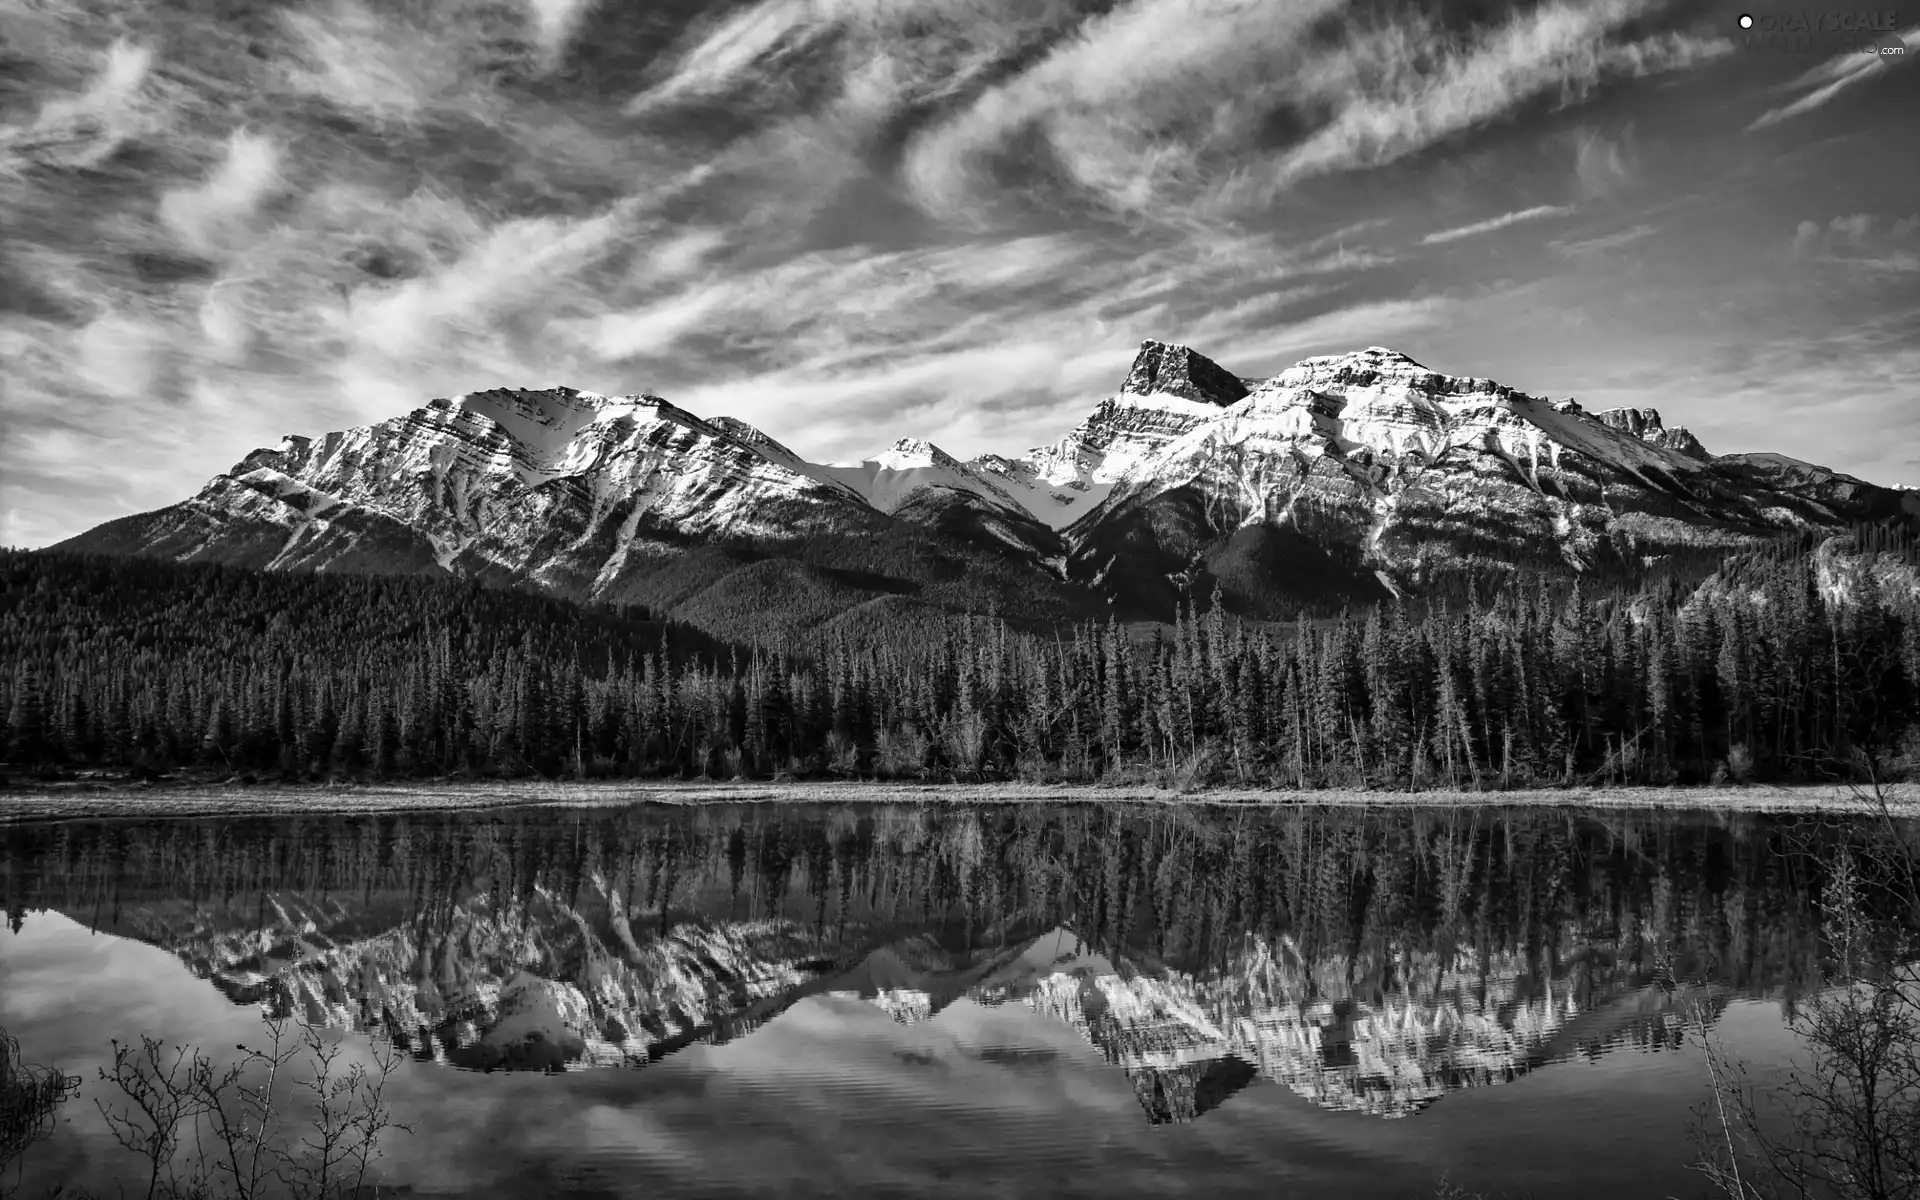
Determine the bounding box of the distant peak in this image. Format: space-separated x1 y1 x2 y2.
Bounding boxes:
1595 407 1710 459
1295 346 1428 369
1264 346 1457 393
876 437 956 468
1360 345 1423 362
450 386 669 414
1123 340 1249 406
1594 406 1666 434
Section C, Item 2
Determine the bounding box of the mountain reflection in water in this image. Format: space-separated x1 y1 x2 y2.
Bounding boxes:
2 800 1912 1197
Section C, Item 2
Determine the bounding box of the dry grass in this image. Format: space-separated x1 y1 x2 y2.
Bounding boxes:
0 779 1914 824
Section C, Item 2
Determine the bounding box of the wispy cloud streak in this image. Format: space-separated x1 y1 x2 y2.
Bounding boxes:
1747 25 1919 129
0 0 1909 548
1423 205 1573 245
1551 223 1657 255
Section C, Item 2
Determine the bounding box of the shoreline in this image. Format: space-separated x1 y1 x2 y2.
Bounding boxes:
1 778 1915 823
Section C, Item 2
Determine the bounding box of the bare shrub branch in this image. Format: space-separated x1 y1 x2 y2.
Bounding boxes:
90 1007 412 1200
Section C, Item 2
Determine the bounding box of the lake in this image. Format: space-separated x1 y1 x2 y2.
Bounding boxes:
1 800 1907 1199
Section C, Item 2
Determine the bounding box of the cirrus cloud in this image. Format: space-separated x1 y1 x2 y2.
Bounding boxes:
0 0 1910 548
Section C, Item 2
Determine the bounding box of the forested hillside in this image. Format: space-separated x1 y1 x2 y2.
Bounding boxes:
0 551 735 779
2 536 1917 788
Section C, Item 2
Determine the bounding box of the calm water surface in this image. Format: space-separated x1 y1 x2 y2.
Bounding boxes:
0 801 1898 1198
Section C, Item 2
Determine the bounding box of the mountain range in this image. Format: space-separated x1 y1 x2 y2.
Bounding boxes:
56 341 1920 636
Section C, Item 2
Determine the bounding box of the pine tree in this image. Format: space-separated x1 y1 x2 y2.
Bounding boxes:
6 666 47 765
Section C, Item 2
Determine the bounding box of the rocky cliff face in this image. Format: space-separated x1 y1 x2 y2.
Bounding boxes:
58 341 1915 628
1593 407 1710 459
1122 339 1253 406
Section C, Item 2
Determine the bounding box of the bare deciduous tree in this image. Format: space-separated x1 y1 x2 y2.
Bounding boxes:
90 1009 411 1200
1687 774 1920 1200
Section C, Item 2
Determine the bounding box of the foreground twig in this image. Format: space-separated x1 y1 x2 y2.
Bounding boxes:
92 1008 413 1200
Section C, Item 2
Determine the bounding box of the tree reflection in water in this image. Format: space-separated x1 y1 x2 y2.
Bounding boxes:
6 801 1912 1135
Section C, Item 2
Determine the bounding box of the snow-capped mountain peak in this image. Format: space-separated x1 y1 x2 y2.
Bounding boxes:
953 341 1259 532
875 437 957 470
85 381 889 596
821 436 1025 516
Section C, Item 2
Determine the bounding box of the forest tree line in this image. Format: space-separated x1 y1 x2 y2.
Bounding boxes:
2 541 1917 789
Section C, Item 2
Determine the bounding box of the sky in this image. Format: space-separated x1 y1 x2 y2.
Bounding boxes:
1 0 1916 548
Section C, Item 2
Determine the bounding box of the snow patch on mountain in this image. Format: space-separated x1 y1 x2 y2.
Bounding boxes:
966 452 1117 531
703 414 865 498
821 438 1027 516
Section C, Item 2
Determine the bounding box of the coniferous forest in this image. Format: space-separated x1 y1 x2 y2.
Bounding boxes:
1 537 1917 790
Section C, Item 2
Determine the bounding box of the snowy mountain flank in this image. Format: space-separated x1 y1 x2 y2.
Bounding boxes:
58 341 1919 632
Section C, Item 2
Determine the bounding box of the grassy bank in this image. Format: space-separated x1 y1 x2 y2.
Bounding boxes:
1 775 1915 823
